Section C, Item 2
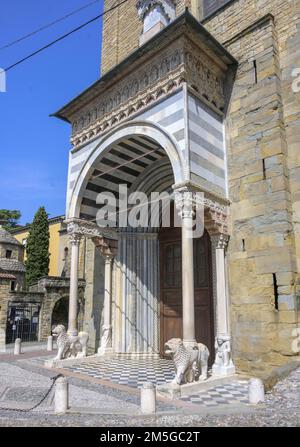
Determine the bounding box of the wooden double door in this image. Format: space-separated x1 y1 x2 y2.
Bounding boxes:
159 227 215 360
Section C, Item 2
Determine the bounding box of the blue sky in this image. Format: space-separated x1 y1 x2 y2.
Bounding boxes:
0 0 103 225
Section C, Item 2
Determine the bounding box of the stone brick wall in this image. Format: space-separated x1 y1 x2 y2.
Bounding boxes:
203 0 300 373
101 0 188 75
0 279 11 349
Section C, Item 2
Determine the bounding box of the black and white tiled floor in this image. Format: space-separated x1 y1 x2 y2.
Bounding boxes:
65 356 175 388
180 380 249 407
63 356 249 408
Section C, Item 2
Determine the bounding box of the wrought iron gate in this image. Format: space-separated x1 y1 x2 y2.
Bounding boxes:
6 302 40 343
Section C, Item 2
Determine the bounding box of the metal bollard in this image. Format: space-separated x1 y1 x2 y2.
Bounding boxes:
54 376 69 414
141 382 156 414
14 338 21 355
47 335 53 351
248 378 265 404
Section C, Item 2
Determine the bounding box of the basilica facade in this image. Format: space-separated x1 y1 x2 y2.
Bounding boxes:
54 0 300 376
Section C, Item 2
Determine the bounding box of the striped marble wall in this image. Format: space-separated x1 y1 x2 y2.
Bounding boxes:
66 89 186 218
187 93 227 198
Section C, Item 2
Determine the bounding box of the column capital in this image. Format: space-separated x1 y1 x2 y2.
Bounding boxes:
69 233 82 245
210 233 229 250
174 187 204 219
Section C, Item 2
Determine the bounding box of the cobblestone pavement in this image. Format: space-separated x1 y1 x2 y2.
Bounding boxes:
0 353 299 426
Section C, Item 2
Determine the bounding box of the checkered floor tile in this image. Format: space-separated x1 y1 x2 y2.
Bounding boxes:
180 380 249 407
62 357 249 407
65 356 175 388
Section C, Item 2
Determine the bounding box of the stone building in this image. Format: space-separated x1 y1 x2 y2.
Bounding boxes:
53 0 300 376
0 219 86 348
0 222 26 348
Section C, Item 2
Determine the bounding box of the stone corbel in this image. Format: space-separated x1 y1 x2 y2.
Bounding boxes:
93 236 118 258
204 200 229 237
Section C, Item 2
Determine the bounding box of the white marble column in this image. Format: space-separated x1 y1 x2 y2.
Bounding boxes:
174 189 197 346
68 233 81 336
98 255 113 354
210 233 235 376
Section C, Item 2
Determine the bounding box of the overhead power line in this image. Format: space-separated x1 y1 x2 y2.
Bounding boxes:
3 0 129 72
0 0 101 51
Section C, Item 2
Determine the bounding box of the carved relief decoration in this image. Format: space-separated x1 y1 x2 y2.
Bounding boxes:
66 218 117 240
69 37 225 149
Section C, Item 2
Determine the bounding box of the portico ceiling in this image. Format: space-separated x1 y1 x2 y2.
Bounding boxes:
80 134 174 221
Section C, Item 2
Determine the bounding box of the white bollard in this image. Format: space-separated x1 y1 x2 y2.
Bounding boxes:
141 382 156 414
248 378 265 404
14 338 21 355
54 376 69 414
47 336 53 351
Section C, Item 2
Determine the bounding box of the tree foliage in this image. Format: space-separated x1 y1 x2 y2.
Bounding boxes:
0 209 21 229
25 207 50 286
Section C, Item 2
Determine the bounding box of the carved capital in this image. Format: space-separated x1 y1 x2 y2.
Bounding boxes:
174 187 203 219
69 233 81 246
210 233 229 250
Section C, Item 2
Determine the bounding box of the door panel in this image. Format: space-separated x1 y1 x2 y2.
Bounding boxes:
159 229 214 361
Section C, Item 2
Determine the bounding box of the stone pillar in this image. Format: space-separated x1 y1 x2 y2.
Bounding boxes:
174 189 197 346
98 255 113 354
68 233 81 336
210 233 235 376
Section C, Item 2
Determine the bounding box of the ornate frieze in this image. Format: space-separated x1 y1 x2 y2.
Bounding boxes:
66 218 117 240
69 36 226 149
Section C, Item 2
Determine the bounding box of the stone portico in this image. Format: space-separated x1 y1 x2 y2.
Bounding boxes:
53 0 300 378
53 9 237 378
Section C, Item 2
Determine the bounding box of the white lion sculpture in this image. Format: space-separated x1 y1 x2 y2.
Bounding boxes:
52 325 89 361
165 338 209 385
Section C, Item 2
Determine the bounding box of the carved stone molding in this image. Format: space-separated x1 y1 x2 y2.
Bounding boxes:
66 218 117 240
69 36 226 149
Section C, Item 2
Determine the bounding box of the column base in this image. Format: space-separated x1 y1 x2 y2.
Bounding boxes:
212 362 236 377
